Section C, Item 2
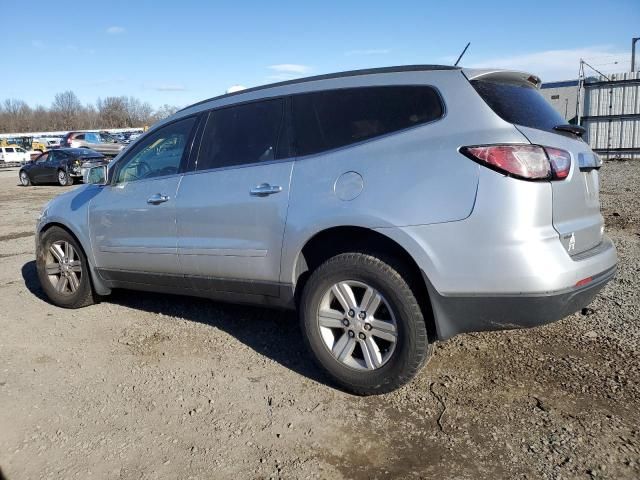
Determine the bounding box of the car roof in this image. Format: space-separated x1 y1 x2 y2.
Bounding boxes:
57 147 104 157
180 64 460 112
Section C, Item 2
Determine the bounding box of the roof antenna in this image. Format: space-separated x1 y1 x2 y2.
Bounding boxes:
454 42 471 67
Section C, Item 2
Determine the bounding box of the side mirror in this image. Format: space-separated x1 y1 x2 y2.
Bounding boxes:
84 165 107 185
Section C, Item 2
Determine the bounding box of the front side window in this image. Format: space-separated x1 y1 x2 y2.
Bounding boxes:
36 153 49 163
100 132 117 143
292 86 444 156
196 98 286 171
114 117 196 184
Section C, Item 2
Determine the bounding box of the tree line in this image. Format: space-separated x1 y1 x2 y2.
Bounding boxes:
0 91 179 134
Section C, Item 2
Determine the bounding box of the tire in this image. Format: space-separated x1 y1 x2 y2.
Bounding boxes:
36 226 95 309
300 252 431 395
57 169 70 186
19 170 31 186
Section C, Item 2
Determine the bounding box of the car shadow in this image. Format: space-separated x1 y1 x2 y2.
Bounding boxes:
21 261 48 302
21 261 334 390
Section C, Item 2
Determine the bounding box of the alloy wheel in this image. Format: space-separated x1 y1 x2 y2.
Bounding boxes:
20 172 29 186
317 280 397 370
45 241 82 295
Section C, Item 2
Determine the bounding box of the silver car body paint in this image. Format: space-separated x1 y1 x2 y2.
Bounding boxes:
36 66 617 339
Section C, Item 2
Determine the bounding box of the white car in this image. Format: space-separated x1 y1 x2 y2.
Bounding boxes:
36 137 61 149
0 146 30 164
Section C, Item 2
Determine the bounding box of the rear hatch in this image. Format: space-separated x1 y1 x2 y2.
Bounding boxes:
465 70 603 256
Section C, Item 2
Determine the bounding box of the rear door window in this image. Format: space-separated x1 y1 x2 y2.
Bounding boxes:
291 86 444 156
196 98 287 171
85 133 100 143
5 147 14 153
471 80 567 133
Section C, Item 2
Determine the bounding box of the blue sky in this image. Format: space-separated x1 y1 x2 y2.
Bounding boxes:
1 0 638 109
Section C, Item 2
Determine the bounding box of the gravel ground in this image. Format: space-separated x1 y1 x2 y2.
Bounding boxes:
0 162 638 479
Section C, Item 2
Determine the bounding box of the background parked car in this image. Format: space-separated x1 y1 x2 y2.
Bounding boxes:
19 148 105 186
35 137 62 149
0 146 31 164
60 131 126 157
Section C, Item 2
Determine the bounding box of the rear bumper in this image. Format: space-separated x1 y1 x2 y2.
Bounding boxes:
426 265 616 340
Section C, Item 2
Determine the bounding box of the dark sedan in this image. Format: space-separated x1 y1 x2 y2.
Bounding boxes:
19 148 106 187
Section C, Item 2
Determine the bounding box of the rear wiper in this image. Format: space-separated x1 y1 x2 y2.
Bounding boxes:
553 124 585 137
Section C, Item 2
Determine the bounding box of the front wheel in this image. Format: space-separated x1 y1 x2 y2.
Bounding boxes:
300 252 431 395
57 169 70 186
36 226 95 309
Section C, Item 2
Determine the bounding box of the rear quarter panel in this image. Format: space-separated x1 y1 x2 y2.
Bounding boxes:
280 70 531 285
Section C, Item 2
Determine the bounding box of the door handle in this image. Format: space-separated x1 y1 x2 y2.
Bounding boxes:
250 183 283 197
147 193 170 205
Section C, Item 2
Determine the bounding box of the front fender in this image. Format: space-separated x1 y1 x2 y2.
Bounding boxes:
36 186 111 296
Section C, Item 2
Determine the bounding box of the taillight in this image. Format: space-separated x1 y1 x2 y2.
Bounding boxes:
460 145 571 181
545 147 571 179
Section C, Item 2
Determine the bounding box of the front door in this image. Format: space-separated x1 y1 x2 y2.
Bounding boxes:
89 116 198 285
176 98 293 296
30 152 51 182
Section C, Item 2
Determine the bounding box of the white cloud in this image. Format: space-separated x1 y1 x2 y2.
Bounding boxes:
345 48 391 56
106 26 125 35
268 64 311 74
266 74 299 82
468 46 629 82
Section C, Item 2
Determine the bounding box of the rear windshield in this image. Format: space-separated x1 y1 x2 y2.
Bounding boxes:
471 79 566 133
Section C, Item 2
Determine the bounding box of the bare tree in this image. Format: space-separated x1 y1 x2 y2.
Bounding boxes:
51 91 82 130
0 91 178 133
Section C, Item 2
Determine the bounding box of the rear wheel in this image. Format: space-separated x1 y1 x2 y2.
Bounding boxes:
300 252 431 395
19 170 31 186
57 169 70 186
36 227 95 309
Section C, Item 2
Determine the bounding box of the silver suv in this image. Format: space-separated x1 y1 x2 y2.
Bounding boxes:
60 131 126 157
35 65 617 395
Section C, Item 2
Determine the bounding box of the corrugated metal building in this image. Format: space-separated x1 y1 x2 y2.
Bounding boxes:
541 72 640 160
581 71 640 160
540 80 580 122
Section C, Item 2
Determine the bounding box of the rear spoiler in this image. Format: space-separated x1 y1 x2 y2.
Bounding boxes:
461 69 542 89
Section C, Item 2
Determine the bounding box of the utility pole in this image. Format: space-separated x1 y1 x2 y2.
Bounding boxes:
576 59 584 126
632 37 640 72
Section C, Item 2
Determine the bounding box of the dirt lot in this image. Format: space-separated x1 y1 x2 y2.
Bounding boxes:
0 162 638 480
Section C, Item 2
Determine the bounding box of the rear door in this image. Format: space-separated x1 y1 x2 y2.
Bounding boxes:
468 73 603 255
84 132 102 152
176 97 293 296
4 147 16 163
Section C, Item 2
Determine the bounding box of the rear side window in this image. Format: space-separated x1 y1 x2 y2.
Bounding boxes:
5 148 14 152
196 98 287 171
471 80 567 133
292 86 444 156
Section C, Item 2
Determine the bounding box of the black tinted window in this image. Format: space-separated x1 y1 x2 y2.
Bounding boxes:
292 86 443 156
471 80 566 133
197 98 286 170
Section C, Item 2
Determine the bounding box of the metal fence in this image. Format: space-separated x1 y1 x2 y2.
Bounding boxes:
581 71 640 160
